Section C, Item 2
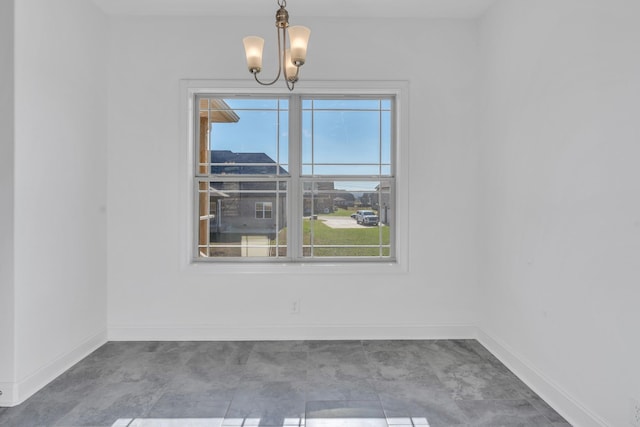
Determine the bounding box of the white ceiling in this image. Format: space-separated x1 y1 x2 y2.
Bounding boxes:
90 0 498 19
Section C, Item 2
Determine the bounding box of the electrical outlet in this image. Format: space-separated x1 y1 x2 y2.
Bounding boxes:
290 299 301 315
631 398 640 427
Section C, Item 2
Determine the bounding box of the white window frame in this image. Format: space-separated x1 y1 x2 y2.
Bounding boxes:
180 80 410 274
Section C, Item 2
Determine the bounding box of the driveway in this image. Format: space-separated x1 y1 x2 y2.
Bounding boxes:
318 216 370 229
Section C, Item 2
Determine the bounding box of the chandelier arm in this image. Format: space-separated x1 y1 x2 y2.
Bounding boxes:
253 26 285 86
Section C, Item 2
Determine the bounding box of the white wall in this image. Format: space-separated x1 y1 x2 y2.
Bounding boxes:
11 0 108 405
107 17 480 338
0 0 16 404
478 1 640 425
4 1 636 421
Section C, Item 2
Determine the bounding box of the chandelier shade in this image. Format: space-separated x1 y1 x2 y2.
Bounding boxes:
287 25 311 65
242 0 310 90
284 49 298 82
242 36 265 73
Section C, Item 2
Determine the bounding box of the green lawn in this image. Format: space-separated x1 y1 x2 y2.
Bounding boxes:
302 218 390 257
210 217 391 258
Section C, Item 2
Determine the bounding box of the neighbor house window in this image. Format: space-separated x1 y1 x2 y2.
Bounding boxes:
194 94 395 261
256 202 273 219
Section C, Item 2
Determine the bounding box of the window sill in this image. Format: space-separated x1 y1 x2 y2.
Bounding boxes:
182 259 407 275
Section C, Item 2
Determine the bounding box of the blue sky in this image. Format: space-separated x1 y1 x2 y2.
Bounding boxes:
208 98 391 191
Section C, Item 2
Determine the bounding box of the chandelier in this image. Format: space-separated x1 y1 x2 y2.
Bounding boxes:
242 0 311 91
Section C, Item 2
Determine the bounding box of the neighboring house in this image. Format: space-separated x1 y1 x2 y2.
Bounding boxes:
208 150 368 237
303 181 336 215
208 150 287 239
360 182 391 225
333 190 356 208
210 150 287 175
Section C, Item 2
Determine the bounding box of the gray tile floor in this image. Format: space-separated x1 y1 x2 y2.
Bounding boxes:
0 340 570 427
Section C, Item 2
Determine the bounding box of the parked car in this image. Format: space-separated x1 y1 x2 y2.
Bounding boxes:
355 210 379 226
350 213 358 219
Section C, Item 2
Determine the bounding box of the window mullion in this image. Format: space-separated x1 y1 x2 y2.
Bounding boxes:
288 94 303 260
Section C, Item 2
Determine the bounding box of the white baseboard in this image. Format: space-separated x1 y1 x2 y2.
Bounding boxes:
0 329 107 407
108 323 476 341
0 382 17 408
476 328 608 427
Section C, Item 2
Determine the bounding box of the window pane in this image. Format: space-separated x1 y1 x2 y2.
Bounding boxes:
224 99 279 110
309 111 380 164
306 99 382 110
302 180 392 258
279 110 289 173
198 97 289 176
197 180 287 258
302 110 313 166
381 110 392 165
311 165 388 175
301 98 391 177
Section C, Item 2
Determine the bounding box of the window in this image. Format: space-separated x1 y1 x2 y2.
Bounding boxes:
255 202 273 219
194 94 395 262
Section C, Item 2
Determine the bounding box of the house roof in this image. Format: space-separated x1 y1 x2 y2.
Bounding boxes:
199 99 240 124
210 150 288 175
